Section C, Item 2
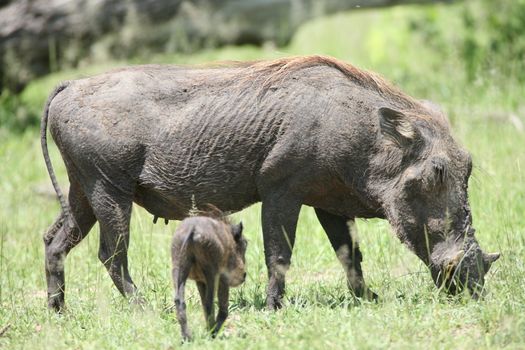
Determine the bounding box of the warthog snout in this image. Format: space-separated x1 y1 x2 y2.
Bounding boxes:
431 238 500 298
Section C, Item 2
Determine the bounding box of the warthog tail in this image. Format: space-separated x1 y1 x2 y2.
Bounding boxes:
181 227 196 252
40 81 71 217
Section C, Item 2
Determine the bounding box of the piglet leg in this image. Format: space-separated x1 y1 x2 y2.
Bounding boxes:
212 276 230 337
174 265 191 341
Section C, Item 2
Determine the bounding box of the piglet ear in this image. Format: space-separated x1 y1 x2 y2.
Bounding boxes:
232 221 243 241
378 107 416 146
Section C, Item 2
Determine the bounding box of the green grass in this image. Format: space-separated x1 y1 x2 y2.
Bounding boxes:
1 3 525 349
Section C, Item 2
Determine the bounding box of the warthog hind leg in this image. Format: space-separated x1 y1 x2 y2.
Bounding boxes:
91 184 139 301
44 181 96 311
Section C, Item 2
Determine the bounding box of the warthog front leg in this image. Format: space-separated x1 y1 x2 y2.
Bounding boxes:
261 193 301 310
315 208 377 300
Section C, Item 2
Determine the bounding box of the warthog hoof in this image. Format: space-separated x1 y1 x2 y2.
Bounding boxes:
266 294 284 311
354 286 379 302
47 294 65 313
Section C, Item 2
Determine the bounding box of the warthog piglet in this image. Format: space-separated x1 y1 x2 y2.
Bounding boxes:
172 216 247 341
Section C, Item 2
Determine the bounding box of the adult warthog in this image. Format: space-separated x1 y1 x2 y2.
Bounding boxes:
41 55 499 311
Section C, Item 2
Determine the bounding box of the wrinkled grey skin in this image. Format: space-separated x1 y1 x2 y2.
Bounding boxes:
172 217 246 341
41 56 499 312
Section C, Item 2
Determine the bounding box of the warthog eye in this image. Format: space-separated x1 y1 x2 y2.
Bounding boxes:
431 157 448 185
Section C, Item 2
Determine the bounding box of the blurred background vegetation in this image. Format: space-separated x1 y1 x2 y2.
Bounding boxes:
0 0 524 134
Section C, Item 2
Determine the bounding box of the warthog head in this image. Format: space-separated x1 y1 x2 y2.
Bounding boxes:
370 102 500 297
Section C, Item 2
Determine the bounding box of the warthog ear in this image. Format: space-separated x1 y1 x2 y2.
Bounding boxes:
232 221 243 241
420 99 450 127
378 107 416 146
483 252 501 272
420 99 444 114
